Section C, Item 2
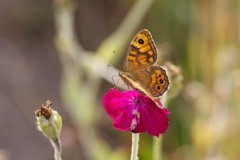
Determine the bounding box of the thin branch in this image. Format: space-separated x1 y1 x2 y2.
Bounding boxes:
50 139 62 160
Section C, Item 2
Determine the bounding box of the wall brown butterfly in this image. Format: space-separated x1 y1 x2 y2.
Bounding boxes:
119 29 169 101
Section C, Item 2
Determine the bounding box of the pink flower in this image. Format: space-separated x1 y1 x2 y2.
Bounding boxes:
102 88 170 137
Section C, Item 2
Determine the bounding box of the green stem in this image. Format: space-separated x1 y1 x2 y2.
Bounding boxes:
50 139 62 160
153 136 163 160
130 133 140 160
153 95 167 160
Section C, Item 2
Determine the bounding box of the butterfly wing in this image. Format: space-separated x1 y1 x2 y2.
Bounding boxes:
119 65 169 97
124 29 158 71
132 66 169 97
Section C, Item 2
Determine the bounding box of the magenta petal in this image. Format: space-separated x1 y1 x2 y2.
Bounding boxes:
102 88 170 137
113 110 133 131
102 89 119 112
133 96 169 137
102 88 135 131
162 107 171 115
131 119 146 133
102 88 129 119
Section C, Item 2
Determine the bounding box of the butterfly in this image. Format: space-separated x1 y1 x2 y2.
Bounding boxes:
119 29 169 101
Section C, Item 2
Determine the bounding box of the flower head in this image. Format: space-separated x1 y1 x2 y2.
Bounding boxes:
102 88 170 137
35 100 62 140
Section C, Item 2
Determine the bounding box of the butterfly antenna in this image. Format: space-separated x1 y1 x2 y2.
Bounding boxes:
113 50 123 70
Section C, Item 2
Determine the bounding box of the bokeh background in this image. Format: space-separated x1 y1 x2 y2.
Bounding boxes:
0 0 240 159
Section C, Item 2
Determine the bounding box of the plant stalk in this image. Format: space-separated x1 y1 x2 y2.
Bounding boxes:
130 133 140 160
50 139 62 160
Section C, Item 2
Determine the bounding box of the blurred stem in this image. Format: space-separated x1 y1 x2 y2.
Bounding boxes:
50 139 62 160
54 0 156 159
153 136 163 160
153 94 167 160
131 133 140 160
96 0 155 65
152 62 183 160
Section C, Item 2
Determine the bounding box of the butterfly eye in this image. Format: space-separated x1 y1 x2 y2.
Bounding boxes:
138 38 144 44
159 79 164 84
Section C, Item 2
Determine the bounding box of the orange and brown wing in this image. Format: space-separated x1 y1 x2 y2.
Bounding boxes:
133 65 169 97
124 29 158 71
120 65 170 97
145 66 169 97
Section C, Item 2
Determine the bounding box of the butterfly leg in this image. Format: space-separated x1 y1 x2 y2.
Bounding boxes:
111 75 129 90
111 74 118 87
153 98 163 108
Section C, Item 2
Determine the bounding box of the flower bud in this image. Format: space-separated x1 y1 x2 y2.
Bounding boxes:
35 100 62 141
164 61 183 100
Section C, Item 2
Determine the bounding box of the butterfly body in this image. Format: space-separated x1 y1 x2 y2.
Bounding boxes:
119 29 169 99
119 71 145 94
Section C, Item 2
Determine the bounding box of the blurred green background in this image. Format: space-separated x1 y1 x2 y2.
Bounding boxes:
0 0 239 159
